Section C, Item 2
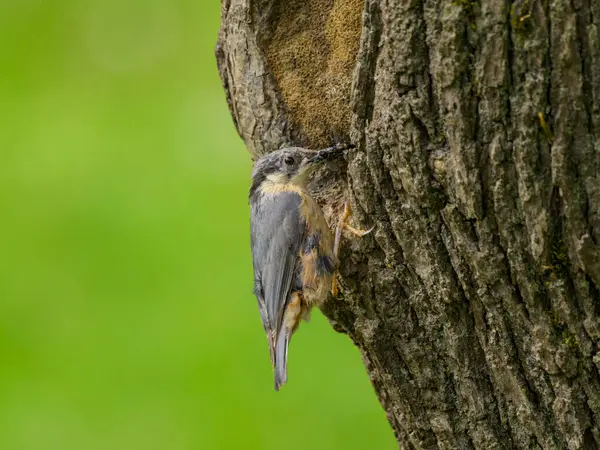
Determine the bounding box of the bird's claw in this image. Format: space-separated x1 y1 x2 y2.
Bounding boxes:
331 202 374 298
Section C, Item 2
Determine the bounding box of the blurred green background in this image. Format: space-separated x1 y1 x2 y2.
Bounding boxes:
0 1 393 449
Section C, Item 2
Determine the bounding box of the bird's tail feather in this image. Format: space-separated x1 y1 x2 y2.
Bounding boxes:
274 329 289 391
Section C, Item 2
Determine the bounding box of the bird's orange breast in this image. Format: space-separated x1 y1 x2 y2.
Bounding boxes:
297 193 336 306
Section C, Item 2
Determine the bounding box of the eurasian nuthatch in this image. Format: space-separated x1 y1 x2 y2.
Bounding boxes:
249 143 372 390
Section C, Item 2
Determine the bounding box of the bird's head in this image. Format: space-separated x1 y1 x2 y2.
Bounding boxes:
250 144 353 193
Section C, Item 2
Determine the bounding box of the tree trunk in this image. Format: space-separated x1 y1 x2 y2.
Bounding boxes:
216 0 600 448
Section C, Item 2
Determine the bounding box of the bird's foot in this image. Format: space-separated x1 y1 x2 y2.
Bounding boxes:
283 291 305 334
331 202 374 297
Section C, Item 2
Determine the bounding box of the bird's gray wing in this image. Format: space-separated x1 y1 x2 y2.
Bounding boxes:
250 191 305 347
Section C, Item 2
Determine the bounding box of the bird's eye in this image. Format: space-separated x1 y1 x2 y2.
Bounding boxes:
284 156 295 166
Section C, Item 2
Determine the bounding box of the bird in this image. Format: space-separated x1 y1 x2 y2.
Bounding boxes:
248 143 372 390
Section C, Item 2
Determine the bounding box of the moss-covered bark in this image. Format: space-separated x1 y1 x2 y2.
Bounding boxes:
217 0 600 447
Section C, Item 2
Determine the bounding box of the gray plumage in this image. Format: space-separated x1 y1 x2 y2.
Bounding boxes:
251 190 305 389
251 192 304 331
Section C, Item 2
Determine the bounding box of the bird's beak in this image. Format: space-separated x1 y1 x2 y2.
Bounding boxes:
306 143 355 164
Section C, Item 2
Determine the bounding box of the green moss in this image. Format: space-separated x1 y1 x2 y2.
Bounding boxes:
551 313 582 355
563 333 580 350
542 233 568 279
550 236 568 277
510 0 533 46
551 312 565 330
433 126 447 147
511 4 518 26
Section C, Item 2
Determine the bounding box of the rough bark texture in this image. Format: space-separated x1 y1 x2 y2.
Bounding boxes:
216 0 600 448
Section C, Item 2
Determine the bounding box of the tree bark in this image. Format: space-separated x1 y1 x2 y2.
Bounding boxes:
216 0 600 448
